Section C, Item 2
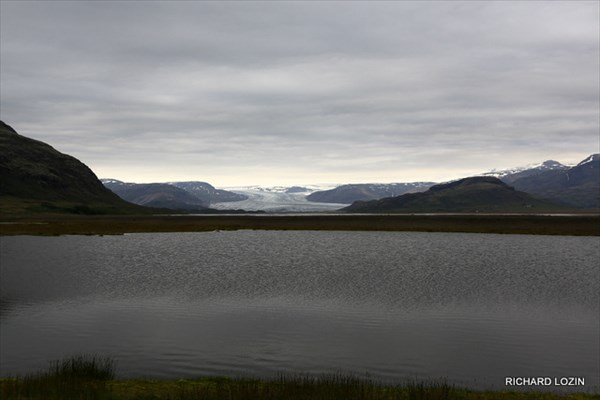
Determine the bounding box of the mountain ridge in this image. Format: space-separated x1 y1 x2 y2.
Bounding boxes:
169 181 247 203
482 160 570 183
342 176 568 213
101 180 248 210
510 154 599 209
101 179 209 211
307 182 434 204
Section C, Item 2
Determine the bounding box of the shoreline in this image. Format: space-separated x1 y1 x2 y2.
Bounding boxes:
1 214 599 236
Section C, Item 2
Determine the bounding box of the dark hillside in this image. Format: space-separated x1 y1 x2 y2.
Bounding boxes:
343 176 567 213
0 121 149 214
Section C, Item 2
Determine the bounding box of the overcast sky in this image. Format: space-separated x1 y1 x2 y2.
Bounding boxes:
1 1 598 186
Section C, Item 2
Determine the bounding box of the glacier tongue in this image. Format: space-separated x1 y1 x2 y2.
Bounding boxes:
212 185 348 212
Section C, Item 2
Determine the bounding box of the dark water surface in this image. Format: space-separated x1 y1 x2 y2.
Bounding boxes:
1 231 598 392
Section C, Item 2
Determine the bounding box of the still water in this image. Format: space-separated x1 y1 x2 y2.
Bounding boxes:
1 231 598 391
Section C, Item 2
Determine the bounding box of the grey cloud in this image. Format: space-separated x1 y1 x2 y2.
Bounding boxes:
1 1 598 185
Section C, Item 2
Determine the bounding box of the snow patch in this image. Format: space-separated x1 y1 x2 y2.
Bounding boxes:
577 154 598 166
100 179 125 185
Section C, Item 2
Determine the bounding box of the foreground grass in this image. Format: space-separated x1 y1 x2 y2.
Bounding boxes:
1 356 598 400
1 355 116 400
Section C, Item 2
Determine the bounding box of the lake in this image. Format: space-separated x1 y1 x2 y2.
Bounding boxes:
1 231 598 392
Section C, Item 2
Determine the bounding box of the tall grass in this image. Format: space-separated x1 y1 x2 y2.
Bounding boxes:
147 374 460 400
47 354 116 381
1 354 115 400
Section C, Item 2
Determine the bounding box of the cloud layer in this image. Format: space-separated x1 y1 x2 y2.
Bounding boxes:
1 1 598 185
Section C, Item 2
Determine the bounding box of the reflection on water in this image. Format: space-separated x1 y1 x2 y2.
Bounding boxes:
1 231 598 391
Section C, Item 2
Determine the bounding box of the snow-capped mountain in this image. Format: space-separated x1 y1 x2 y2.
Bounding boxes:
510 154 599 209
577 153 599 166
306 182 435 204
482 160 570 184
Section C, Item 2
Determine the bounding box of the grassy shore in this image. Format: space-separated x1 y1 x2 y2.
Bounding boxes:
1 213 599 236
1 356 598 400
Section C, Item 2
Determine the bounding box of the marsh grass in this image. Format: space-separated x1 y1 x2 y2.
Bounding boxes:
48 354 116 381
1 356 598 399
108 375 598 400
110 375 461 400
1 354 115 400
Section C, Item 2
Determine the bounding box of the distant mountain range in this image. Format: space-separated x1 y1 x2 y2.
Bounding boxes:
101 179 247 210
306 182 434 204
101 180 209 211
509 155 599 209
1 119 597 214
0 121 147 215
342 176 567 213
310 156 598 210
169 181 247 203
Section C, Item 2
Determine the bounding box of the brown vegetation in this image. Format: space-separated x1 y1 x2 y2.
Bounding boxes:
1 214 598 236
